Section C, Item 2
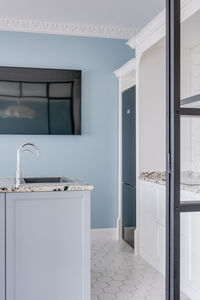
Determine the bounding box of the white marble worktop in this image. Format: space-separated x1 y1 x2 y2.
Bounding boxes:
139 171 200 194
140 172 166 185
0 177 94 193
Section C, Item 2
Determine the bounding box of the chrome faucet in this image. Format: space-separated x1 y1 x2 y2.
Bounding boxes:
16 143 40 188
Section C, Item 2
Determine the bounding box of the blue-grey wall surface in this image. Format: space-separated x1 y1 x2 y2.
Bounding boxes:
0 30 133 228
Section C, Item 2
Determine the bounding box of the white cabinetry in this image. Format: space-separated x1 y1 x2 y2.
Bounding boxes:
139 180 200 299
180 190 200 300
139 181 157 269
139 180 165 275
5 191 90 300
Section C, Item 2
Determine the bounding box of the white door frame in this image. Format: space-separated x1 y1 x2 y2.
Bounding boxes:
114 59 137 242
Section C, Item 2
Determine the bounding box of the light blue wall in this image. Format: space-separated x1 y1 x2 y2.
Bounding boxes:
0 31 133 228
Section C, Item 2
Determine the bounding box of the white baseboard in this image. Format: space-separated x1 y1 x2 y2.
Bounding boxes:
134 228 139 255
117 217 122 240
91 228 117 241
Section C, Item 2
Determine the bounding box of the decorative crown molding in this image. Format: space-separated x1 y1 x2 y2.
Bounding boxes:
127 9 165 50
0 18 139 40
127 0 197 50
114 59 136 78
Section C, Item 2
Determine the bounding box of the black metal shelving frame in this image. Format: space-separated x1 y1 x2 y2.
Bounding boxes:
166 0 200 299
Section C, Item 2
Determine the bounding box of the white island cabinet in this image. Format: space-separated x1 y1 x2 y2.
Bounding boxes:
0 194 5 300
0 190 91 300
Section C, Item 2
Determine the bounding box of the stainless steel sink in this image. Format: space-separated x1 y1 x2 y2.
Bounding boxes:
23 177 72 184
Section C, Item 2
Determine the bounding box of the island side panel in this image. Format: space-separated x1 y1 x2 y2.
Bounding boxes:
0 193 5 300
6 191 90 300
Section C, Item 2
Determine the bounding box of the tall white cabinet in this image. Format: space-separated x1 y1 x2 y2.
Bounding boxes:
0 191 91 300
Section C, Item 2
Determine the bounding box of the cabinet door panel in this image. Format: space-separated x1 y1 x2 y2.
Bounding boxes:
158 224 165 275
0 193 5 300
139 182 158 266
6 191 90 300
139 181 166 273
157 189 166 227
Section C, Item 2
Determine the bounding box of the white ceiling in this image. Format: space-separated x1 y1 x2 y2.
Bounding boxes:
0 0 165 39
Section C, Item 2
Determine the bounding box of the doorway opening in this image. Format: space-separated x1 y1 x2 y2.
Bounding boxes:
122 86 136 248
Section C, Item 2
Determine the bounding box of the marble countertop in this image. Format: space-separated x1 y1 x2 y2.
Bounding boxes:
140 172 166 185
139 171 200 194
0 177 94 193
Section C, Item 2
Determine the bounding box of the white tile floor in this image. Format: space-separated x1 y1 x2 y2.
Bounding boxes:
91 239 190 300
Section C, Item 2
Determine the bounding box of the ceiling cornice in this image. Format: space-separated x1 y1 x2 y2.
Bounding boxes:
127 9 165 49
114 59 136 78
0 18 139 40
127 0 196 50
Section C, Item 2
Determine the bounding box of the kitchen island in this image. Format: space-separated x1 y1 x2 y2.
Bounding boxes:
0 177 93 300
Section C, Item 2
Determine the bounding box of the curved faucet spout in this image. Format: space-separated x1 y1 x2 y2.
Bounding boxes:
18 142 40 158
16 143 40 188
